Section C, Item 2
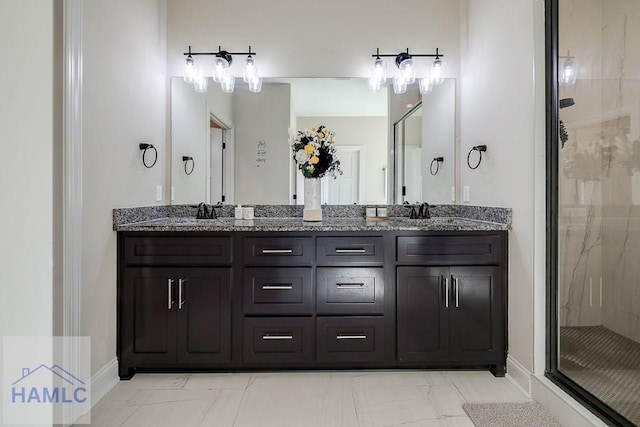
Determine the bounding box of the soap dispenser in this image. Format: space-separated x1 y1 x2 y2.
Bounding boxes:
235 204 243 219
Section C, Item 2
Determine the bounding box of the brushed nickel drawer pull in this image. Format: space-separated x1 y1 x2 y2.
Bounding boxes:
335 248 366 253
336 283 365 289
336 334 367 340
262 285 293 290
262 249 294 254
262 334 293 340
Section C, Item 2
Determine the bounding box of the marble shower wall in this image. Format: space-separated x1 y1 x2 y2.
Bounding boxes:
558 0 640 341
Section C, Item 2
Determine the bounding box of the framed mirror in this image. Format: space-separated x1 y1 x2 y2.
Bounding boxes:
170 77 455 205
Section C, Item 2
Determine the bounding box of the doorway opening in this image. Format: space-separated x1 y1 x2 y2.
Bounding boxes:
208 116 229 204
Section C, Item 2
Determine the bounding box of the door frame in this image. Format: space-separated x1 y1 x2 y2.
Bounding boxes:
321 145 365 204
206 114 230 204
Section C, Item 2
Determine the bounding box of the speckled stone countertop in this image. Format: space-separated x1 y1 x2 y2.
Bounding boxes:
113 204 511 232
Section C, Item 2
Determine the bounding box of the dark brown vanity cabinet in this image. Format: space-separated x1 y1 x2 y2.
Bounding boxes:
118 235 233 379
241 236 315 364
118 230 507 378
396 233 507 376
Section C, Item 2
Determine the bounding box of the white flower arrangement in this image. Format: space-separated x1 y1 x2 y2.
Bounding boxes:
291 125 342 179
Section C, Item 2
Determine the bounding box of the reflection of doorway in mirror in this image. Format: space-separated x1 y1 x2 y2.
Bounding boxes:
209 118 225 204
322 146 363 204
404 146 422 204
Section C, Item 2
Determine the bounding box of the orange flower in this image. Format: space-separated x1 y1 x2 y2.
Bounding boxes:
310 155 319 164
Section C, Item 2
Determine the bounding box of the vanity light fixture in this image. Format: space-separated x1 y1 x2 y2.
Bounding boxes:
370 48 445 94
193 75 208 93
184 47 196 84
559 50 577 86
183 45 262 93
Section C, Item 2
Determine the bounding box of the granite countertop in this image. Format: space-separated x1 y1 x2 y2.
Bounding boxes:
113 204 511 232
114 216 509 232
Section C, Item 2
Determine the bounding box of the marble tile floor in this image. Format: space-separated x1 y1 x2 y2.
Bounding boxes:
76 370 531 427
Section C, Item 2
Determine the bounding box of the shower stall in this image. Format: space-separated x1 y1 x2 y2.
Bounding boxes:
548 0 640 425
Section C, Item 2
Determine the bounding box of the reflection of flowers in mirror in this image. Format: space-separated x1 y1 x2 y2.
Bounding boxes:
613 134 640 175
563 132 640 180
292 125 343 179
562 137 603 181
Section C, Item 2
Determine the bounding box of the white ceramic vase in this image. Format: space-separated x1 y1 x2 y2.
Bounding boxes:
303 178 322 221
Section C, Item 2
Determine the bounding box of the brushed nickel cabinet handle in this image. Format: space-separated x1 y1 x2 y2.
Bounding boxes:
454 277 459 308
445 276 449 308
261 249 293 254
262 285 293 290
336 283 365 289
335 248 366 253
167 278 174 310
336 334 367 340
178 278 186 309
262 334 293 340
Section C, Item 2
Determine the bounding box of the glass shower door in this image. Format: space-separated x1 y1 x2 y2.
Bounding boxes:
555 1 640 424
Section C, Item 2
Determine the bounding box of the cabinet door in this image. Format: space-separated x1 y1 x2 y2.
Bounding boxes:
449 266 504 362
397 267 450 362
121 268 178 364
176 268 231 363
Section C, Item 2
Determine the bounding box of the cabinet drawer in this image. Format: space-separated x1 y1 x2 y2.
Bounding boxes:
397 235 503 265
123 236 232 266
316 237 384 266
243 317 313 364
243 268 313 315
316 268 384 315
243 237 313 266
316 317 385 363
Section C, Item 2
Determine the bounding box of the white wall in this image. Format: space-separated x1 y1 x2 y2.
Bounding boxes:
233 84 291 204
460 0 539 371
82 0 167 375
0 3 59 420
297 117 388 204
0 2 57 336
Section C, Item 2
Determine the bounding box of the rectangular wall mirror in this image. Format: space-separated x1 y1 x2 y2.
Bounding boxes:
170 77 456 205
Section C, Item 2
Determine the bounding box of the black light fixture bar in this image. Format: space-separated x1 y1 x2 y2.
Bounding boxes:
184 45 257 58
372 47 444 59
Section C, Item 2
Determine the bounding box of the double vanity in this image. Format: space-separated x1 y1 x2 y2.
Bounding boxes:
114 204 510 379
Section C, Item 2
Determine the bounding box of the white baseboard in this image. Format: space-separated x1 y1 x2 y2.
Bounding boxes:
90 358 119 406
506 356 532 397
531 375 608 427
